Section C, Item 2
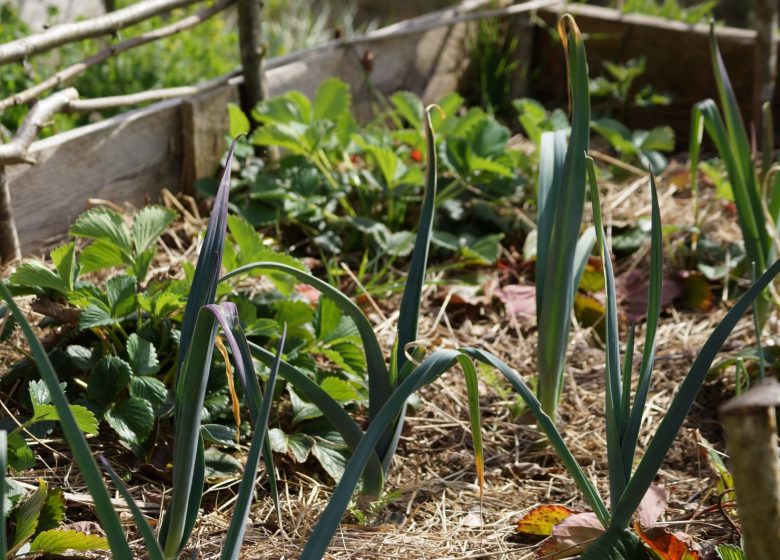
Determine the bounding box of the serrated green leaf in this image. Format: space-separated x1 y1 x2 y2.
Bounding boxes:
88 356 132 404
315 297 341 340
78 304 116 329
105 397 154 445
289 387 323 425
203 447 242 481
31 403 98 435
133 206 177 254
201 424 237 447
105 274 136 317
37 487 65 532
78 239 126 273
313 77 351 121
30 529 109 554
65 344 95 372
28 379 61 406
10 262 67 294
319 377 360 403
253 90 312 125
129 376 168 412
7 432 35 471
13 479 47 547
70 208 132 255
390 91 424 130
50 243 77 292
311 436 349 482
133 247 155 281
127 333 160 375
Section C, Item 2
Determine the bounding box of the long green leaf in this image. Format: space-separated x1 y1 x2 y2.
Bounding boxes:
691 100 766 273
220 326 285 560
536 129 568 323
622 173 663 465
458 356 484 497
99 456 165 560
396 106 437 374
200 302 282 514
300 350 461 560
536 15 591 419
586 158 627 508
611 258 780 529
381 106 438 471
163 306 219 558
0 282 132 559
247 341 384 496
177 139 237 373
463 347 609 527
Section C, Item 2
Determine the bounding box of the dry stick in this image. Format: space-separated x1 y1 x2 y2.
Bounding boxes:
0 88 77 260
720 379 780 560
65 74 237 112
0 0 236 112
0 168 20 261
0 0 205 65
0 88 79 165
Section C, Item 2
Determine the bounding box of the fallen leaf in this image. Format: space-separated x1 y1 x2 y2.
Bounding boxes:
515 504 576 536
499 284 536 326
616 269 683 323
538 512 604 559
637 484 668 528
635 522 701 560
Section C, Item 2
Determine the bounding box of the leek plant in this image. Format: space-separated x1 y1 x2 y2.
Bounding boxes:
468 161 780 558
535 15 595 421
0 143 285 560
690 24 780 326
219 106 463 498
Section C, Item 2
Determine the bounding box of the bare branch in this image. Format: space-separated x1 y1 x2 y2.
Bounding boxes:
66 74 238 112
0 0 205 65
0 0 235 112
0 89 79 165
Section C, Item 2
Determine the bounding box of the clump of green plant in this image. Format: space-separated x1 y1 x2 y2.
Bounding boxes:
469 159 780 558
0 144 284 559
619 0 717 24
217 78 524 266
690 24 780 326
6 206 183 448
590 57 671 110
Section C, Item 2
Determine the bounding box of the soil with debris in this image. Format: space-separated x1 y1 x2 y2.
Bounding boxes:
1 167 771 559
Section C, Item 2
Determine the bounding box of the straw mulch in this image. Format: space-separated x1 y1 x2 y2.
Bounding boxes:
0 162 770 559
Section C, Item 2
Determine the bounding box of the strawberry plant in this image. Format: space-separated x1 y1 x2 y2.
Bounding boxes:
211 78 525 265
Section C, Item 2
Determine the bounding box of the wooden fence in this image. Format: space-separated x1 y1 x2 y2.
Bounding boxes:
0 0 776 258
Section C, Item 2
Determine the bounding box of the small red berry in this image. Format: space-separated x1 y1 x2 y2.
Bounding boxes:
410 149 423 162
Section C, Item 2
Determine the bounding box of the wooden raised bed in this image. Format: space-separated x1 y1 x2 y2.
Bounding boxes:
4 0 775 255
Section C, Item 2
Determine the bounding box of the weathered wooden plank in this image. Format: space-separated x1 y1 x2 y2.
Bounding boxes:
181 82 240 195
6 99 183 255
